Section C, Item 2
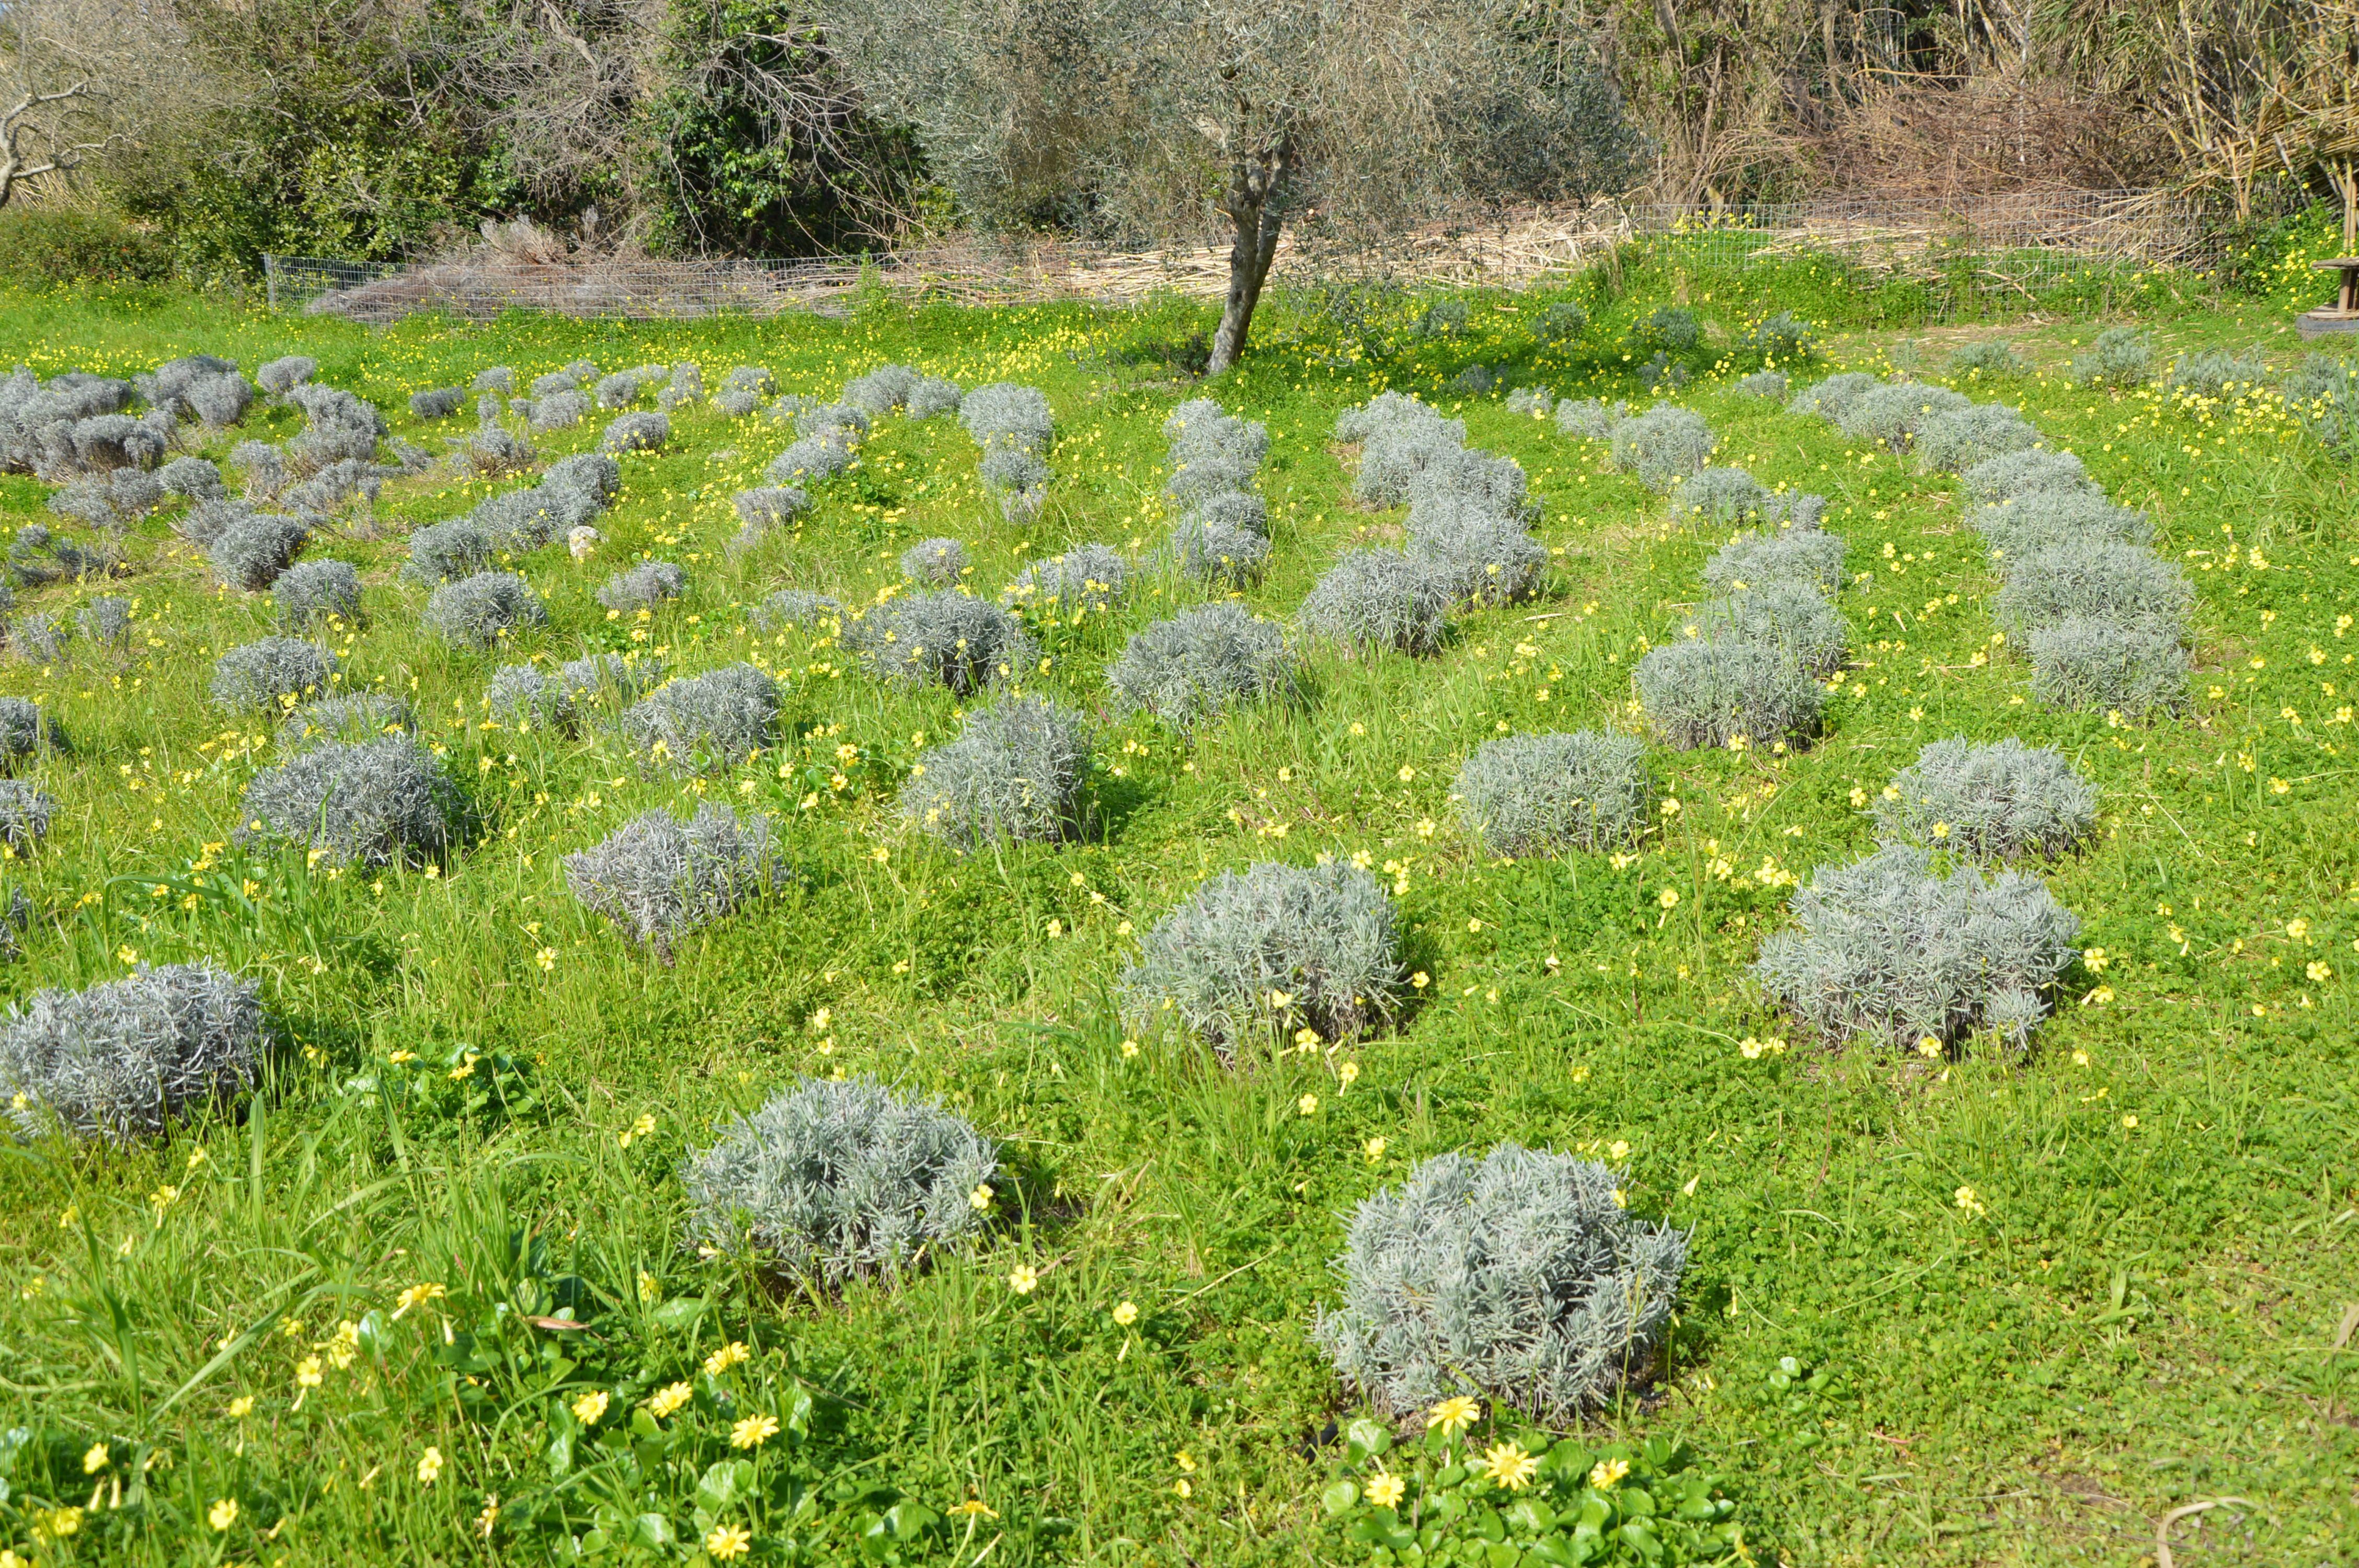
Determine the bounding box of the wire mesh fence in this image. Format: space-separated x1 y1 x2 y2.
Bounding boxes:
268 189 2220 325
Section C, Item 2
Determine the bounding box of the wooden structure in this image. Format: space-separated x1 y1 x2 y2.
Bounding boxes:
2300 258 2359 339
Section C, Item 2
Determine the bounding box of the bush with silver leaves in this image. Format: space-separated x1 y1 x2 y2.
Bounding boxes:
2071 327 2151 389
2027 617 2189 716
682 1076 1000 1285
1634 637 1823 751
1949 340 2028 378
256 357 316 398
409 387 464 420
565 803 786 956
1554 397 1625 440
1837 382 1973 454
901 696 1092 851
1312 1143 1688 1423
274 559 363 629
0 962 269 1146
602 411 669 453
10 612 67 664
1991 539 2191 638
0 779 53 849
237 736 470 867
597 561 687 613
1755 844 2082 1052
1108 603 1295 730
1784 372 1881 423
1914 403 2039 475
1452 731 1651 857
900 537 968 586
425 571 546 649
0 697 65 770
715 366 776 417
487 653 663 733
1335 393 1463 505
76 596 132 649
907 376 962 419
843 364 920 414
211 638 337 711
1703 528 1847 595
1968 491 2151 558
1120 861 1404 1058
841 592 1036 695
622 663 780 768
1608 404 1714 491
1735 369 1789 400
1006 543 1127 616
1299 549 1451 656
209 513 309 592
1959 447 2097 506
1685 582 1849 677
1875 737 2096 859
747 590 841 635
279 693 415 749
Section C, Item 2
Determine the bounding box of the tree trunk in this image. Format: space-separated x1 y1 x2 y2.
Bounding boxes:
1207 196 1282 377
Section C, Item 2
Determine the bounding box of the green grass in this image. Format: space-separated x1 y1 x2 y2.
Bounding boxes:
0 271 2355 1567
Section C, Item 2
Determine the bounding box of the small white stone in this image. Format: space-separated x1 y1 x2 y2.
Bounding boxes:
568 525 601 561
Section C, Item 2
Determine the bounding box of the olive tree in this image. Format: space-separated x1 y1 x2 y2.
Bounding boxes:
823 0 1640 373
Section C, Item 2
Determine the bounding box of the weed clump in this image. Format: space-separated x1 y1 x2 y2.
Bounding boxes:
1121 861 1403 1056
900 537 968 586
237 737 469 867
1609 404 1715 491
1312 1143 1688 1422
622 663 780 767
1299 549 1451 655
1452 731 1651 857
1634 637 1824 751
1107 604 1294 729
683 1077 1000 1285
597 561 687 613
900 696 1092 851
0 962 269 1146
273 559 363 629
1755 844 2081 1052
211 638 337 711
565 803 786 955
1876 738 2096 859
842 592 1036 695
76 596 131 648
424 571 545 649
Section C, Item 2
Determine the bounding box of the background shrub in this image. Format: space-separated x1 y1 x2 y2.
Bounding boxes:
1635 637 1823 750
425 571 546 649
237 737 470 867
842 592 1036 695
682 1077 1000 1285
1311 1144 1687 1423
2072 327 2153 388
1735 370 1789 399
528 389 590 430
0 209 174 284
1785 372 1881 422
1754 844 2082 1052
900 696 1092 851
1504 386 1552 417
274 559 363 628
1838 382 1973 453
622 663 780 767
1453 731 1651 857
1120 861 1404 1057
1608 405 1714 491
210 638 337 711
1406 518 1545 607
1736 312 1814 364
1876 738 2097 859
0 962 268 1146
565 803 787 957
900 537 969 586
1298 549 1451 655
1949 341 2028 378
2167 349 2269 402
1107 604 1294 730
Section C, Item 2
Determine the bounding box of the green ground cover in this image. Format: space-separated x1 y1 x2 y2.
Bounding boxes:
0 259 2353 1567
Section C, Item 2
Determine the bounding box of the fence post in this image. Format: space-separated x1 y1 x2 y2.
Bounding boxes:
265 255 277 314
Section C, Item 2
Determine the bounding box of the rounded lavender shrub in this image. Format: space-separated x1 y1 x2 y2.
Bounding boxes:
237 736 471 867
1785 372 1882 423
256 356 317 398
733 487 807 534
1969 491 2152 558
1609 405 1715 491
622 663 780 768
1755 844 2082 1052
1703 528 1848 595
1006 543 1127 616
1838 382 1973 453
2028 617 2189 716
0 697 65 770
1452 731 1651 857
1686 582 1850 678
1337 393 1464 505
1665 467 1773 526
907 376 962 419
900 537 969 586
1876 738 2097 859
1914 403 2039 474
1959 447 2099 505
1298 550 1451 656
601 411 669 453
0 962 269 1145
683 1077 1000 1284
1991 540 2192 637
409 387 465 421
425 571 546 649
1634 637 1824 751
279 693 415 749
901 696 1092 851
0 779 55 849
841 592 1036 696
565 803 786 958
403 518 496 584
748 590 841 635
1108 604 1295 730
715 366 776 417
1406 520 1545 607
1120 861 1405 1058
1312 1144 1688 1422
210 638 338 711
209 513 310 591
597 561 688 613
1554 397 1625 440
1168 517 1270 587
76 596 132 649
274 559 363 629
843 364 920 414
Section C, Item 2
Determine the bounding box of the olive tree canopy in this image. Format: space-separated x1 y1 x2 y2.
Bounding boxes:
823 0 1641 373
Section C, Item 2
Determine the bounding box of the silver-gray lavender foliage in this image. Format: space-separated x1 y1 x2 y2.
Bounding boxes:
1991 539 2192 638
472 366 517 395
0 697 64 769
424 571 546 649
1875 737 2097 859
843 364 920 414
682 1076 1000 1284
76 596 132 648
841 592 1036 695
2028 617 2190 716
1120 861 1403 1056
1107 604 1295 730
1754 844 2082 1052
237 736 470 867
10 612 67 664
1634 637 1824 751
488 653 664 733
1312 1144 1688 1422
1452 731 1651 857
209 513 310 591
0 962 269 1146
907 376 962 419
901 696 1092 851
1959 447 2099 506
747 590 842 635
715 366 776 417
256 356 317 398
1703 528 1848 595
622 663 780 768
210 638 338 710
1686 582 1849 677
280 693 415 749
273 559 363 629
565 803 786 955
601 411 669 453
1336 393 1464 505
1914 403 2039 475
1968 491 2152 559
1006 543 1127 615
0 780 54 849
1554 397 1626 440
1169 518 1270 587
409 387 465 420
1608 404 1715 491
284 384 386 475
1837 382 1973 453
1298 549 1451 656
1735 370 1789 399
900 537 968 586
